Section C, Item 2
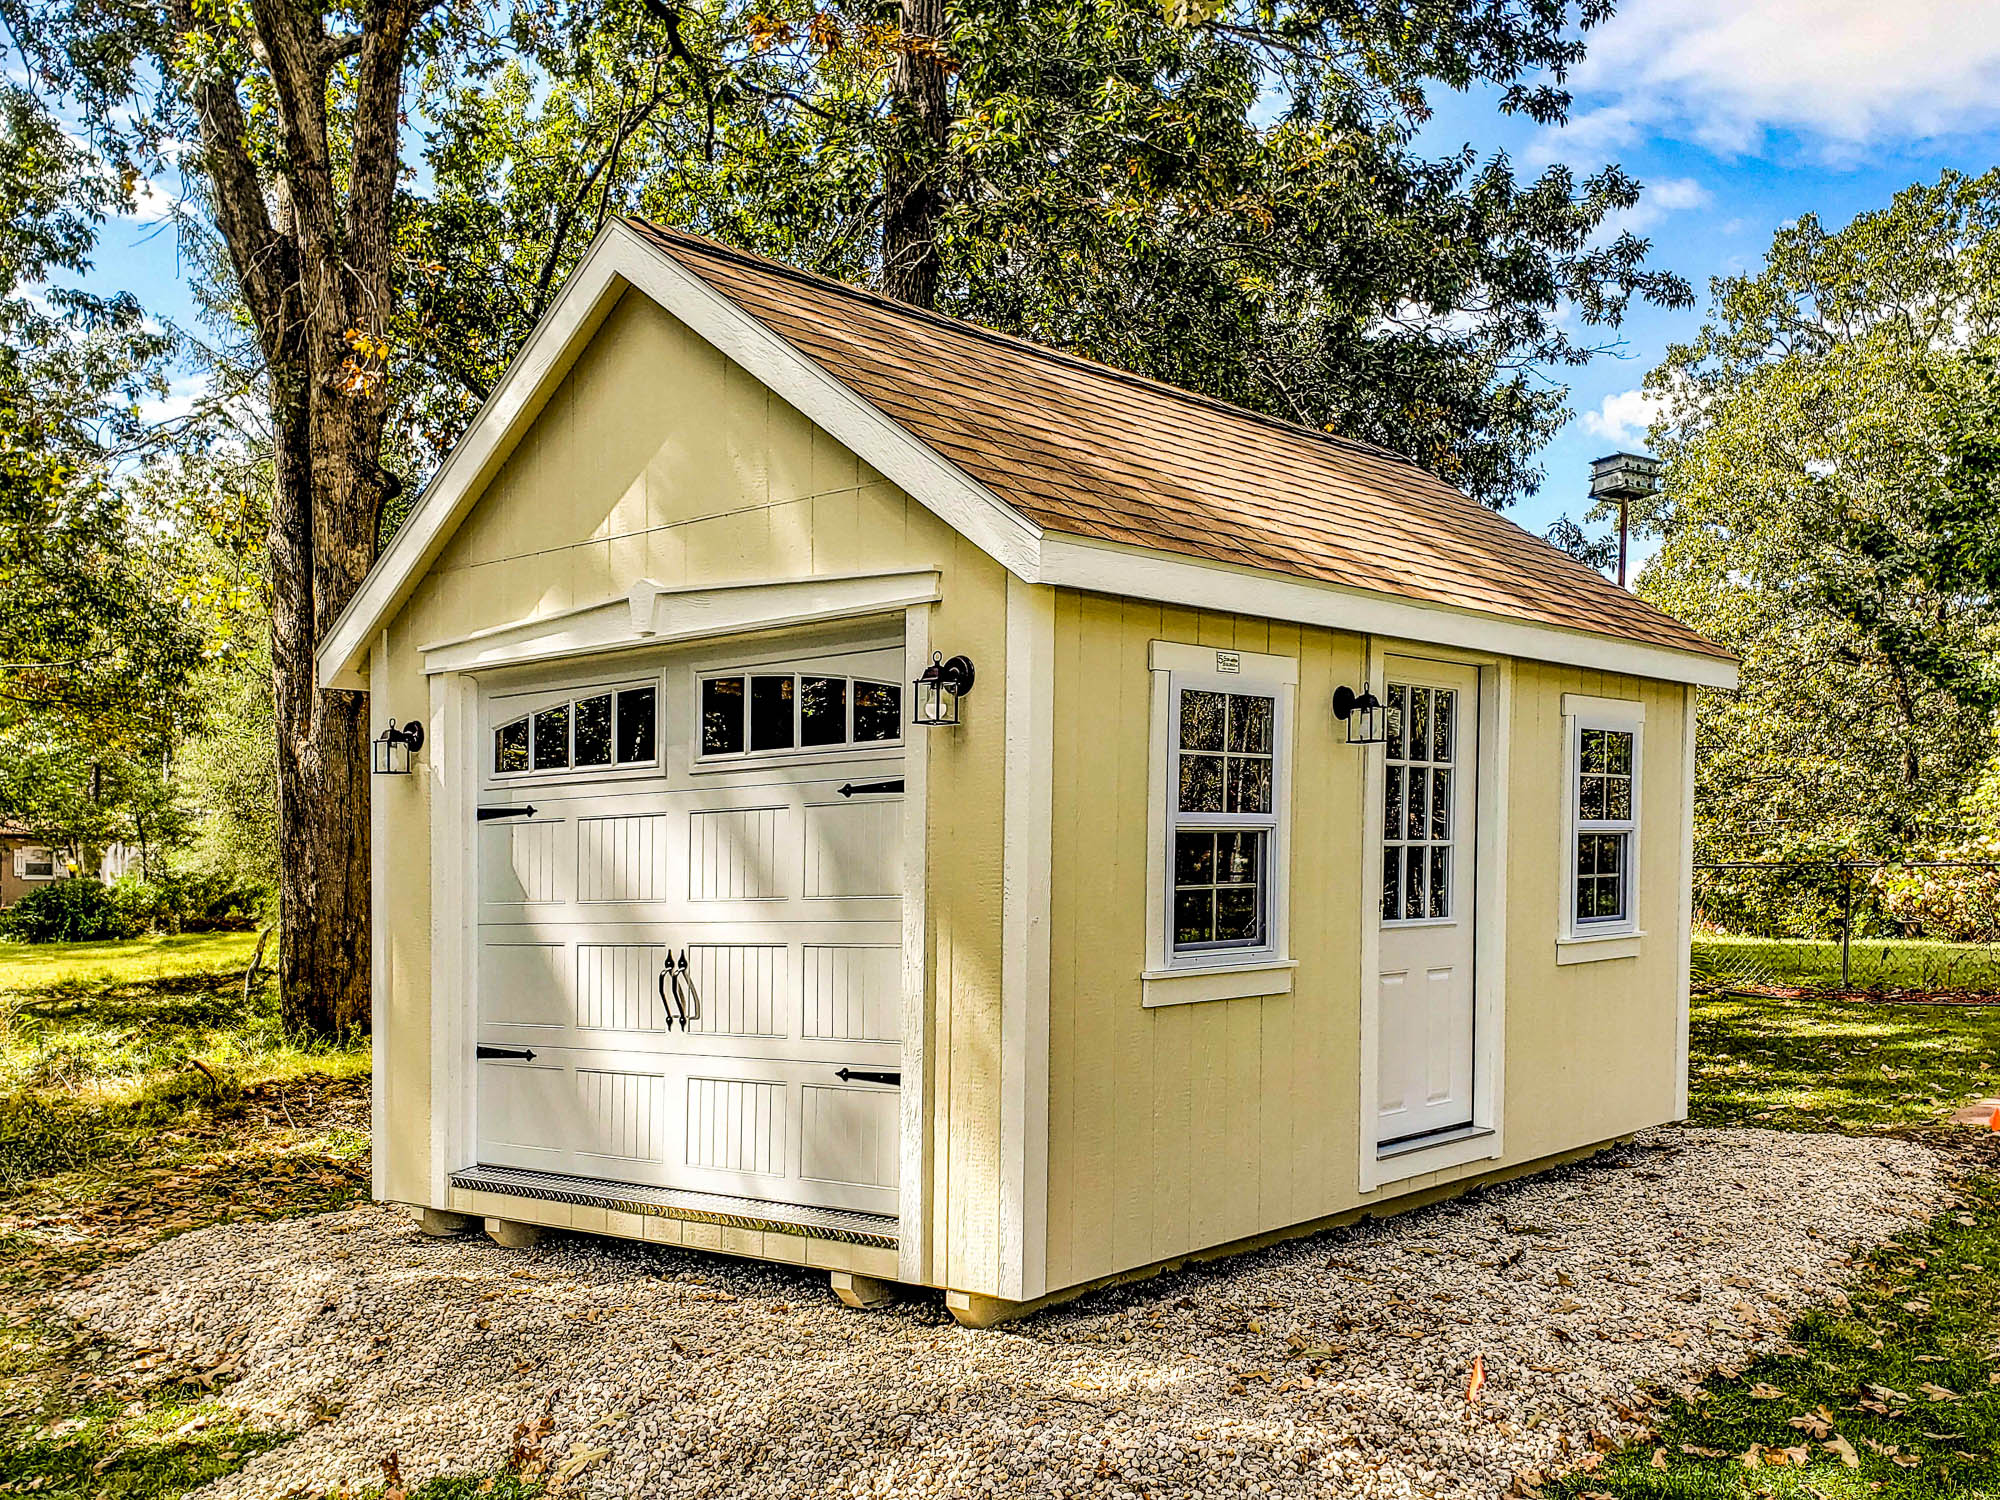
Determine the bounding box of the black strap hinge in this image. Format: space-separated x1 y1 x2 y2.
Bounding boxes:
836 779 904 798
476 1045 537 1061
834 1067 901 1086
477 805 537 821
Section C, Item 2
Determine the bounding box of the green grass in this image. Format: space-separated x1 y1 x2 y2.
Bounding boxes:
1688 989 2000 1131
1547 1172 2000 1500
1694 933 2000 996
0 931 369 1500
0 933 266 993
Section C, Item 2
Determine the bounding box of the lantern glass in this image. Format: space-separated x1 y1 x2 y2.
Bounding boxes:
911 652 974 727
1332 685 1386 746
372 719 423 774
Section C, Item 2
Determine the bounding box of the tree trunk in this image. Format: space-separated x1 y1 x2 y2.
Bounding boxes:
881 0 950 309
268 368 374 1035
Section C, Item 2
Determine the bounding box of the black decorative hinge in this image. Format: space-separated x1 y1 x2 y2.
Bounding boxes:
836 779 904 798
476 1045 537 1061
835 1067 901 1086
477 805 537 821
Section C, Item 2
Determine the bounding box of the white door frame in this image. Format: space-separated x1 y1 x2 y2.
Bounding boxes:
1356 643 1511 1194
421 584 934 1285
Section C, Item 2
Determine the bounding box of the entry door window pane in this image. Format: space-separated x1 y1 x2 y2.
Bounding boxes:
1381 682 1457 923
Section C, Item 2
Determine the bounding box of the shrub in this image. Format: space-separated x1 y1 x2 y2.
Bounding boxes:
0 877 133 943
106 873 266 934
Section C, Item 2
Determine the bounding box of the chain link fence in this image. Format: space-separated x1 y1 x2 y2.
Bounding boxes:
1692 859 2000 999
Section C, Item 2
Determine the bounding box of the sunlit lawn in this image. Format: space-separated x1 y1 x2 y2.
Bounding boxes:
1688 988 2000 1131
0 931 267 993
1694 932 2000 995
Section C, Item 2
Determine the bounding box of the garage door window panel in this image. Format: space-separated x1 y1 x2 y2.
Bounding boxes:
697 669 902 763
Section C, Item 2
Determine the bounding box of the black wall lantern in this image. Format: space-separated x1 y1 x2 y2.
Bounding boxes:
1332 685 1386 746
373 718 425 775
912 652 976 727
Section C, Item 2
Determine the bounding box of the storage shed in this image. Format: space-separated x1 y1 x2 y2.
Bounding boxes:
318 221 1737 1325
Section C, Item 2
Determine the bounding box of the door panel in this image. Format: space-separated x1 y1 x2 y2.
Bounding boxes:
472 643 905 1218
1376 659 1479 1147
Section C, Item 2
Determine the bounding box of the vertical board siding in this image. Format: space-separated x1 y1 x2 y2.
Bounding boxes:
803 800 900 898
1044 592 1683 1291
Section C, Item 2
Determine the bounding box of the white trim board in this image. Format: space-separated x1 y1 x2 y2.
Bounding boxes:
317 221 1737 694
417 570 942 678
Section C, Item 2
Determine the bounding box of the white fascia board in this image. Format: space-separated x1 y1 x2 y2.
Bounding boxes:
1035 536 1740 690
317 220 1037 691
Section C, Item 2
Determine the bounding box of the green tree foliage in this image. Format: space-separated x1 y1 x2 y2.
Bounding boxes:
1635 170 2000 857
391 0 1691 506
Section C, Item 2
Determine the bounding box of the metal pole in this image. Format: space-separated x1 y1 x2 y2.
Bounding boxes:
1617 494 1629 589
1841 863 1853 990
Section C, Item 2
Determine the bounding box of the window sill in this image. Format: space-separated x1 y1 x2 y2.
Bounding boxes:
1140 959 1296 1009
1556 930 1644 965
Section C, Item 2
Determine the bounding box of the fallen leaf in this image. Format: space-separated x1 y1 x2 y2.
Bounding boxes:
1649 1448 1667 1470
1919 1382 1960 1402
1748 1382 1785 1400
1824 1435 1860 1468
1788 1407 1833 1439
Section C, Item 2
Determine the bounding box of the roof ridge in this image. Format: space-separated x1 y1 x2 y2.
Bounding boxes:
625 217 1431 477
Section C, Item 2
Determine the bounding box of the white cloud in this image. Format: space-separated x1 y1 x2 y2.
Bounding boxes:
1562 0 2000 156
137 376 204 428
1597 175 1713 238
1581 388 1665 447
122 179 179 224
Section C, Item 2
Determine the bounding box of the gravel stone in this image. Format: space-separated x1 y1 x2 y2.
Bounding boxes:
58 1128 1947 1498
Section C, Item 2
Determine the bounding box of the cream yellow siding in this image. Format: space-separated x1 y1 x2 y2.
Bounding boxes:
365 288 1015 1294
1043 614 1691 1291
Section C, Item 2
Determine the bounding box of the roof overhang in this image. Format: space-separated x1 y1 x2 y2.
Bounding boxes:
317 220 1738 693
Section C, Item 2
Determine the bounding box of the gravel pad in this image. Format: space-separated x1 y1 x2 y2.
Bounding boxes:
60 1128 1945 1498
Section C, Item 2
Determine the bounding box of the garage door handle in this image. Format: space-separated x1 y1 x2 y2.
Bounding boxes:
835 1067 900 1086
836 779 903 798
477 805 537 821
476 1045 537 1061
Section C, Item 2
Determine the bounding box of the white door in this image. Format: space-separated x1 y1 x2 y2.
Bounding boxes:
472 643 906 1218
1376 659 1478 1148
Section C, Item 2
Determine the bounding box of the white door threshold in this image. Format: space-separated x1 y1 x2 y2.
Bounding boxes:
1377 1123 1494 1161
451 1164 897 1249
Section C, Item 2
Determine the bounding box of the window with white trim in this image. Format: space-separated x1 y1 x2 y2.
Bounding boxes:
1171 685 1277 952
1566 702 1642 936
696 669 901 760
16 847 55 880
494 683 657 776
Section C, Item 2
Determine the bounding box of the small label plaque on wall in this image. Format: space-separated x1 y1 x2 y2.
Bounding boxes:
1215 651 1241 673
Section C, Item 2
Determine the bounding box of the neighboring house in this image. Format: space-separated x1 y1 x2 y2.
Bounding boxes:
318 222 1737 1326
0 823 65 908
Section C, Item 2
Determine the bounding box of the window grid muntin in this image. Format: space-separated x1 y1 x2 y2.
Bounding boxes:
1381 682 1458 923
1571 723 1636 927
696 669 903 762
493 682 659 777
1169 680 1279 956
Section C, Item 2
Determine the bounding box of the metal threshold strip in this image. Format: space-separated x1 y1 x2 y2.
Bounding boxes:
451 1164 898 1249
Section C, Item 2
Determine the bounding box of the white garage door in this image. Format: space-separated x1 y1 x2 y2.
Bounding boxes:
471 642 905 1219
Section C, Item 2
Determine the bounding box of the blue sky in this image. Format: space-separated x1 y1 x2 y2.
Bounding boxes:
82 0 2000 544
